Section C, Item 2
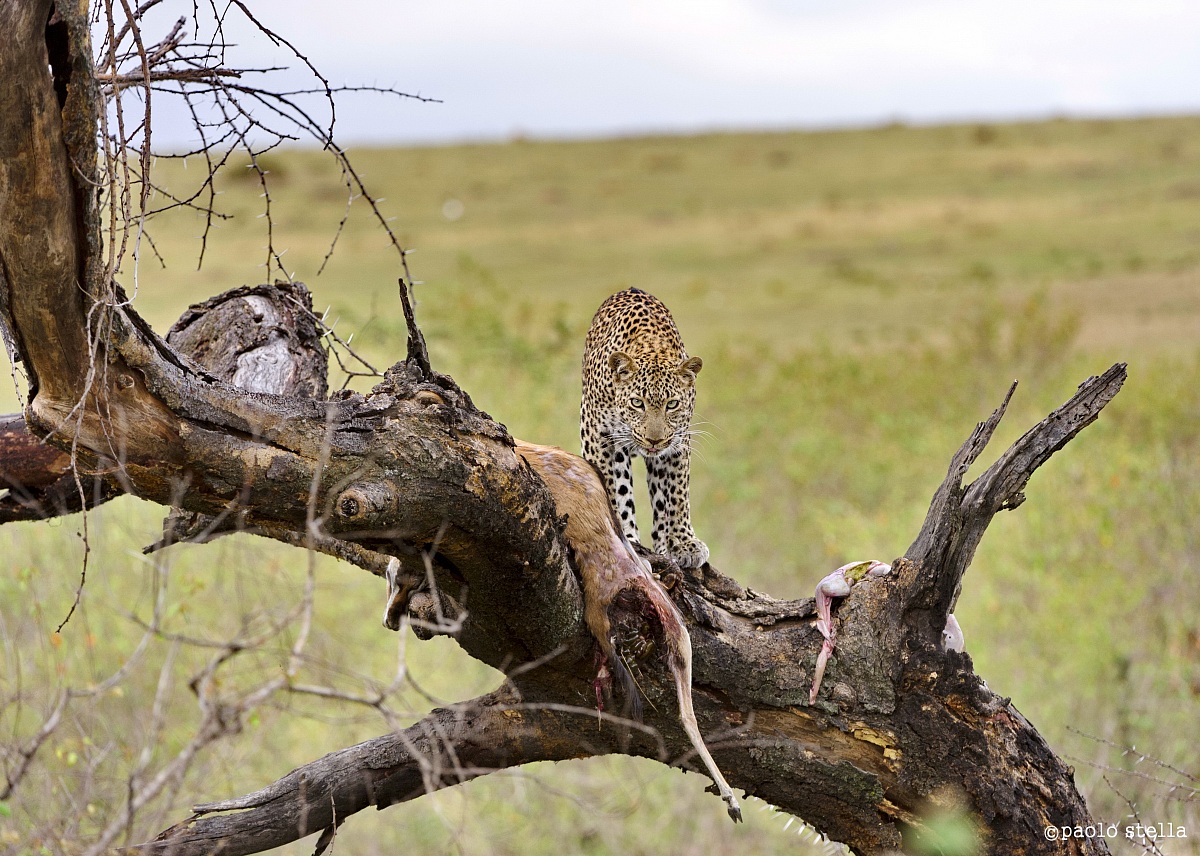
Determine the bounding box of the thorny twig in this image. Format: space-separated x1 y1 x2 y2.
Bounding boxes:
92 0 437 276
1067 727 1200 802
91 0 434 384
0 692 67 801
1102 775 1166 856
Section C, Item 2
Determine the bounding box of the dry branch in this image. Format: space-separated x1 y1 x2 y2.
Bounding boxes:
139 686 595 855
0 4 1124 855
898 363 1128 644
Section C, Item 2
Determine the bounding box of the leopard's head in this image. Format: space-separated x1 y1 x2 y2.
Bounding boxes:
609 352 702 456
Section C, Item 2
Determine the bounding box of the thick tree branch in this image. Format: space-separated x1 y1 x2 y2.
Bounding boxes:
0 413 96 522
133 686 600 856
0 281 327 523
0 0 93 402
0 414 70 490
127 355 1128 854
130 354 1129 855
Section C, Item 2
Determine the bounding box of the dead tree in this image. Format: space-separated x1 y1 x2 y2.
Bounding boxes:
0 2 1124 853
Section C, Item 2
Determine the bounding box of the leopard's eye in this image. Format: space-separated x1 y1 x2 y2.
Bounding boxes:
665 399 681 412
630 397 645 410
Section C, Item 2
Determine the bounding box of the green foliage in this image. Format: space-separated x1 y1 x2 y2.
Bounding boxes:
3 116 1200 854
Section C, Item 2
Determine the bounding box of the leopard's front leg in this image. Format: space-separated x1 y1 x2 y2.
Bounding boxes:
582 422 642 545
645 443 708 568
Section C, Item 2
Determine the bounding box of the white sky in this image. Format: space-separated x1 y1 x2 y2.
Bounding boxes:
146 0 1200 145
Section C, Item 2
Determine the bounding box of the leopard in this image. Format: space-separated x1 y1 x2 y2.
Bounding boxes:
581 288 708 569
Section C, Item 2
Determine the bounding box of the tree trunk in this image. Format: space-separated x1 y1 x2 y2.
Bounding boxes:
0 3 1120 854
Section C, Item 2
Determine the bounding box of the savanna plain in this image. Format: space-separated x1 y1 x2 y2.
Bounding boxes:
2 115 1199 855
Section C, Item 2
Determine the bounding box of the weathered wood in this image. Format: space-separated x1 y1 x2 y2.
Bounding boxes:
123 360 1124 856
0 407 118 523
0 281 329 523
138 686 591 856
899 365 1126 644
165 281 329 400
0 5 1118 855
0 414 70 490
152 281 331 546
0 0 93 404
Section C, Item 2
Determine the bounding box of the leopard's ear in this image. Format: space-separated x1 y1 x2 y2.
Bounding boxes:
609 351 638 383
677 355 703 383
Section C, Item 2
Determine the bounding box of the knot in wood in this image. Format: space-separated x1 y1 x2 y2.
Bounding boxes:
335 481 398 526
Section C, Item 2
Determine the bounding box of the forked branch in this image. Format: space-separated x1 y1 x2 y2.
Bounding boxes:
122 356 1126 855
898 363 1127 644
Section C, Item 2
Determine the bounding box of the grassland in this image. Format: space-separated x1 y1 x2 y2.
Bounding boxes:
2 115 1200 855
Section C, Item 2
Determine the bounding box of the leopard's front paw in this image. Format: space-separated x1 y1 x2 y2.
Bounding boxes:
664 535 709 569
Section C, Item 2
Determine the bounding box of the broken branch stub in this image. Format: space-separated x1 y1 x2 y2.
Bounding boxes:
166 281 329 400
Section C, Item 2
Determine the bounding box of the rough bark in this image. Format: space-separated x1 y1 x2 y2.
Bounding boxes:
164 282 329 400
150 281 330 547
0 281 326 522
0 4 1121 855
0 413 99 521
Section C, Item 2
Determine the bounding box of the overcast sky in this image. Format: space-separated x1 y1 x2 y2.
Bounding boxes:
149 0 1200 146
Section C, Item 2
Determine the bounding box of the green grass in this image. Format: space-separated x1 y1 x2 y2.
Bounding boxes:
4 115 1200 854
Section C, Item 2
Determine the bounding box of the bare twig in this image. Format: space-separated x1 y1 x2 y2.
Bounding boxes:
0 692 67 801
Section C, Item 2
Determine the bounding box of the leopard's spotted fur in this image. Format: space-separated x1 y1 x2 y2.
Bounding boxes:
581 288 708 568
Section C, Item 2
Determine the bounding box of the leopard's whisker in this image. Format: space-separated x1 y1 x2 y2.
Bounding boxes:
597 431 637 454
